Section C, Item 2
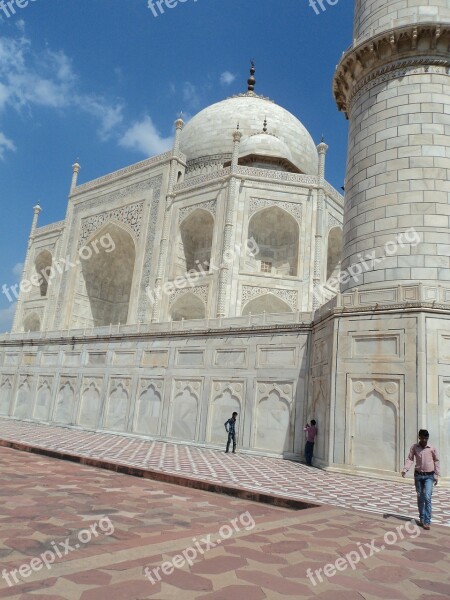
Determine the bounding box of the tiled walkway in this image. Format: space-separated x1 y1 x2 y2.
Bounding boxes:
0 418 448 527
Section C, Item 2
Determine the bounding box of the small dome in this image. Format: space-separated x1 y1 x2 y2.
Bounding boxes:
179 92 318 175
239 132 294 166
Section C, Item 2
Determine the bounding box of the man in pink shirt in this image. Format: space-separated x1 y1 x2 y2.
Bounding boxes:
401 429 440 530
304 420 318 466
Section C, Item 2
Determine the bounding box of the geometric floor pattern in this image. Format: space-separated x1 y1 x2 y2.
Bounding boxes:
0 446 449 600
0 418 449 527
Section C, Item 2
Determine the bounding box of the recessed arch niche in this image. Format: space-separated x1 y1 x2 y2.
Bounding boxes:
242 294 292 316
248 207 299 276
176 209 214 275
327 227 343 279
170 293 205 321
23 313 41 332
72 223 136 327
34 250 53 297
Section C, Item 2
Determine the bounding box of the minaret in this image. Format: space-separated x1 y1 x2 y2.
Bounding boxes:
334 1 450 293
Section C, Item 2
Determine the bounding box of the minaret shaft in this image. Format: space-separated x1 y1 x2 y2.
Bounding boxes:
334 1 450 292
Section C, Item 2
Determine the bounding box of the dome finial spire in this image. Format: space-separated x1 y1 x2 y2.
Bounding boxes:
247 60 256 92
263 117 267 133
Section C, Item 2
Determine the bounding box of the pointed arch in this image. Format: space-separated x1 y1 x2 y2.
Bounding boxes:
71 223 136 327
170 293 205 321
35 250 53 297
23 313 41 332
248 206 299 276
327 227 343 279
242 294 292 316
177 209 214 275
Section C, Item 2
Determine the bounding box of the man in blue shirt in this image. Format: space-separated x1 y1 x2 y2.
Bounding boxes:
224 412 238 453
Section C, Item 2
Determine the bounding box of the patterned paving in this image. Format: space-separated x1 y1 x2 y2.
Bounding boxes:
0 447 449 600
0 418 448 527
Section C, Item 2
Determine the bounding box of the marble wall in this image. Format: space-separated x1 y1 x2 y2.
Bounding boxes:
0 329 310 457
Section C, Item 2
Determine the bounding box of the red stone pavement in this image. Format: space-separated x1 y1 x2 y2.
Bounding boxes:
0 445 449 600
0 418 448 526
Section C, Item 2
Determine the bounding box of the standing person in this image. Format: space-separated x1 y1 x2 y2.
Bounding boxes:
224 412 238 453
304 420 318 466
402 429 439 530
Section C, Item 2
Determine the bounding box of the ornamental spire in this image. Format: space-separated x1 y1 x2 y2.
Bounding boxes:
247 60 256 92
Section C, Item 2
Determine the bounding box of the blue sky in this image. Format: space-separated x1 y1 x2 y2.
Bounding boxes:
0 0 353 330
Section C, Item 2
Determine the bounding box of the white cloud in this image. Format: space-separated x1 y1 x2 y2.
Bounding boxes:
220 71 236 86
0 303 16 333
183 81 200 109
0 35 124 153
119 116 173 156
12 262 23 279
0 132 15 159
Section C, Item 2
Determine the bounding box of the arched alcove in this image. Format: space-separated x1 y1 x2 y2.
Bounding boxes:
327 227 343 279
23 313 41 332
255 390 290 453
247 207 299 276
134 384 161 436
73 223 135 327
242 294 292 316
176 209 214 275
35 250 53 297
352 391 396 471
170 293 205 321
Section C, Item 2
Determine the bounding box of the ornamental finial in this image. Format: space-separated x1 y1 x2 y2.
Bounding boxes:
247 60 256 92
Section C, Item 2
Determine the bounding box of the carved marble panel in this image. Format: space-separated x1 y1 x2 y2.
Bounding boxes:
54 378 77 424
104 378 131 432
168 380 201 441
142 350 169 368
207 381 243 445
214 349 247 368
0 376 13 416
79 201 143 247
242 286 298 311
349 377 402 472
5 354 19 367
351 332 403 361
112 351 136 366
86 352 107 366
13 376 33 419
78 378 102 429
257 346 296 367
254 381 294 454
176 349 205 367
33 377 53 421
133 379 164 436
178 200 217 223
249 198 302 222
63 353 82 366
41 353 59 366
22 353 37 366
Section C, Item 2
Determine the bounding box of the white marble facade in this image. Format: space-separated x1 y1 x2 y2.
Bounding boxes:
2 0 450 480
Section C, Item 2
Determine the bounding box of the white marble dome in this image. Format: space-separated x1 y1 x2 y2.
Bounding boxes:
180 92 319 175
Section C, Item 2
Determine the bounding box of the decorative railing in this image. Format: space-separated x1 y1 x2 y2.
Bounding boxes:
1 311 313 342
72 150 181 196
34 221 65 235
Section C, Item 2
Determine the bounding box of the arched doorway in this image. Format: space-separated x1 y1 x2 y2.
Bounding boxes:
23 313 41 332
327 227 343 279
35 250 53 297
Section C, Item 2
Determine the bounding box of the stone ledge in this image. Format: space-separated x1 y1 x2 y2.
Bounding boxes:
0 438 319 511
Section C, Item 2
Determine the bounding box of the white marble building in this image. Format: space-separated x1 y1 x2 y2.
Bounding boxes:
1 0 449 481
0 66 343 460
